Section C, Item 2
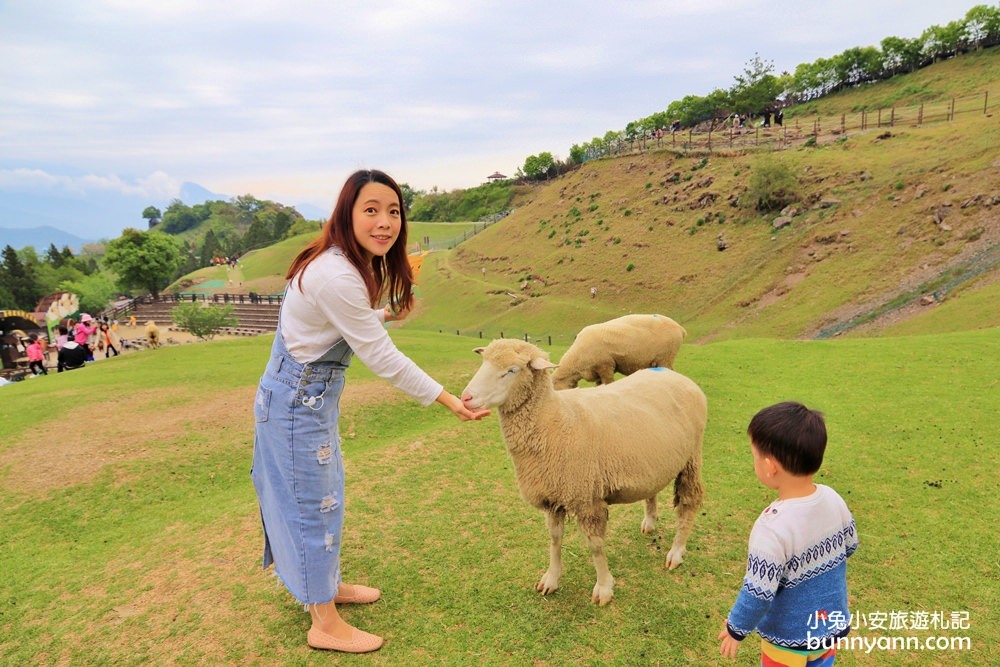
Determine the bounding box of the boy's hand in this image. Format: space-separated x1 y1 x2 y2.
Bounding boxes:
718 625 742 659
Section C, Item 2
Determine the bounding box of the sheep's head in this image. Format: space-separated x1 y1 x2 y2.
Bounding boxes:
461 339 555 411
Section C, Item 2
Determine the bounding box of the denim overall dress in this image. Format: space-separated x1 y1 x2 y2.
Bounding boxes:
251 318 354 604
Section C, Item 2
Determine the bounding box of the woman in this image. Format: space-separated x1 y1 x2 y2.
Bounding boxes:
251 169 489 653
74 314 97 361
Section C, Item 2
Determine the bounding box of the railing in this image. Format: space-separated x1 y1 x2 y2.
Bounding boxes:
589 90 995 158
129 292 284 307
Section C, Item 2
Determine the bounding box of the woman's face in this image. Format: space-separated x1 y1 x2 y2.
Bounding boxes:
351 182 402 260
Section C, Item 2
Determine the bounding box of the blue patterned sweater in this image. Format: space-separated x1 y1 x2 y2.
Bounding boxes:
726 484 858 650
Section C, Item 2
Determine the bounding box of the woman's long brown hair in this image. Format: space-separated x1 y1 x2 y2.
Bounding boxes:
286 169 413 310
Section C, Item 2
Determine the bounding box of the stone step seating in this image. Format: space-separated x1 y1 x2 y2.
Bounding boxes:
119 297 281 336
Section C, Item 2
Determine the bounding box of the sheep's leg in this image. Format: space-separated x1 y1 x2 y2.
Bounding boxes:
580 508 614 606
641 496 658 533
536 508 565 596
666 454 704 570
596 364 615 385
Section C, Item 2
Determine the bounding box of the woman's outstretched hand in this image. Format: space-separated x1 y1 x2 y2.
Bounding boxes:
436 390 490 421
384 296 415 323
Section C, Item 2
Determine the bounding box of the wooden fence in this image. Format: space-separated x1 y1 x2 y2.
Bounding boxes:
595 90 995 157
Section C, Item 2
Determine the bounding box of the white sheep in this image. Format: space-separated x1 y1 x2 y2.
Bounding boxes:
551 313 687 389
461 338 706 605
145 321 161 349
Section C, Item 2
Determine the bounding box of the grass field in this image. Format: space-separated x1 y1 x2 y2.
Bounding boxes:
1 328 996 665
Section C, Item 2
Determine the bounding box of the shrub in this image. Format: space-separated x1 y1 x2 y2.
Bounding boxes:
171 302 237 340
743 154 800 213
626 263 635 272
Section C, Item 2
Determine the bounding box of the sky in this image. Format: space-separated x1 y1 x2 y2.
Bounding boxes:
0 0 985 229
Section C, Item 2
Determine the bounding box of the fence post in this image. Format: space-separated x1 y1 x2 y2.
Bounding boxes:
841 114 845 135
949 97 955 122
918 104 923 126
877 109 882 127
890 108 895 127
984 91 989 115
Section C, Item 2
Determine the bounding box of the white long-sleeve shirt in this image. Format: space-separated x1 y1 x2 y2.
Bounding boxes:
279 248 442 405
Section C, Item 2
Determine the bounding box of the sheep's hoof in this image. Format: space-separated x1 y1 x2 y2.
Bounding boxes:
665 547 685 570
641 519 656 534
536 574 560 596
591 584 614 606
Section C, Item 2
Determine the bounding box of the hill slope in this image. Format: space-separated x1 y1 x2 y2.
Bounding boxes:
170 50 1000 344
409 52 1000 344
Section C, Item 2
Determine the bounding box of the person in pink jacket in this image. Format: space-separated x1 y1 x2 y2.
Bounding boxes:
26 334 48 375
74 314 97 361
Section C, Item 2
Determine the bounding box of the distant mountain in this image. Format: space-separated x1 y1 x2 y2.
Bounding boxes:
0 225 92 252
294 202 328 221
0 179 230 244
179 182 228 206
0 171 323 247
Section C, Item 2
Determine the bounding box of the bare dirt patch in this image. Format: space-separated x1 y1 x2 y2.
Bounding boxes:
0 386 255 495
0 377 403 496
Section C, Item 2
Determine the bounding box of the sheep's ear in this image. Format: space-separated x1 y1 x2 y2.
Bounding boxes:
473 347 485 356
529 357 557 371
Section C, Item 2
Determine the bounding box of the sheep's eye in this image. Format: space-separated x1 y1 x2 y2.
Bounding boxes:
503 366 519 377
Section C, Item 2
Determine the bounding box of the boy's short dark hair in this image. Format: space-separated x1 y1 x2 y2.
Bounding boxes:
748 402 827 475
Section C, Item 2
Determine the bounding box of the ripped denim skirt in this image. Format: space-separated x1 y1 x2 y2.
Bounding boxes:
251 330 353 604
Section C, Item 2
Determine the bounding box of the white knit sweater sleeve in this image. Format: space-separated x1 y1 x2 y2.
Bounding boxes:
281 251 443 405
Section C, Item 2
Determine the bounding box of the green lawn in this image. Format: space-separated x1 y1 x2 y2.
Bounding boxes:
0 328 996 665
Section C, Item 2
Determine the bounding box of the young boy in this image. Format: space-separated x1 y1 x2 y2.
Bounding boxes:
719 402 857 666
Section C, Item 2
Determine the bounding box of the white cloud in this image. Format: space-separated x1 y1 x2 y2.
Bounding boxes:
0 168 180 200
0 0 986 238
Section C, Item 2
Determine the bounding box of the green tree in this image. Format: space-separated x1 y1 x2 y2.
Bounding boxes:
964 4 1000 49
520 152 556 180
45 243 66 268
1 244 39 310
921 21 964 61
242 218 270 251
170 302 237 340
142 206 162 229
881 36 924 74
60 270 119 315
730 53 783 114
232 194 264 224
160 200 199 234
399 183 420 212
269 210 293 241
199 229 223 267
104 229 182 298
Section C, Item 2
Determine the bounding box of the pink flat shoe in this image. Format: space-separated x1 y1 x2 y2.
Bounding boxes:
333 584 381 605
307 626 384 653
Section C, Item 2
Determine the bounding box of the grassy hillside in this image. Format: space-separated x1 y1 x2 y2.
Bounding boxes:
167 49 999 345
408 49 1000 344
